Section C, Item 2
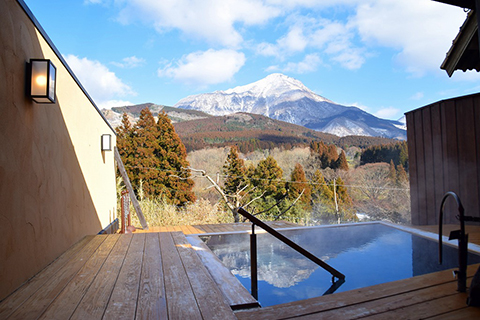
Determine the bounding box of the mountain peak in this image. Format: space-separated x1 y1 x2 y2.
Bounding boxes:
174 74 406 139
223 73 330 103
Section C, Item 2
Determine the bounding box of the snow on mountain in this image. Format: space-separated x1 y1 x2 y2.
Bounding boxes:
174 73 406 139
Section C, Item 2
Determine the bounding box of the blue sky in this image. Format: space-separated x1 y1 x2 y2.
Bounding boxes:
24 0 480 120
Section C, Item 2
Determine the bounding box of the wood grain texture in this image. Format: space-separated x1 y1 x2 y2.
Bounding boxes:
0 235 94 319
7 236 106 320
135 233 168 320
103 233 146 320
187 235 259 309
172 232 236 320
39 235 120 320
70 234 133 320
159 232 203 320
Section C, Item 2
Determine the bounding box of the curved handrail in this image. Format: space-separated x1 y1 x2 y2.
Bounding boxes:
438 191 465 264
438 191 467 292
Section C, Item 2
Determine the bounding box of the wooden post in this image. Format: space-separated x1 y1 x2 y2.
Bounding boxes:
114 147 149 230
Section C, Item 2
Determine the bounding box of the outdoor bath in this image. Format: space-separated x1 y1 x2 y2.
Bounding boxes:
196 222 480 307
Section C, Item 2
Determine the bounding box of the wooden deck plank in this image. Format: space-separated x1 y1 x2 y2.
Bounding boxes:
295 280 462 319
6 235 106 320
38 234 120 320
70 234 133 320
359 294 471 320
159 232 203 320
172 232 236 320
0 235 95 319
187 235 259 310
426 306 480 319
235 264 480 320
135 233 168 320
103 233 146 320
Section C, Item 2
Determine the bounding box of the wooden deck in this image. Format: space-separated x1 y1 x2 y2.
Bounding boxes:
134 221 299 234
1 223 480 319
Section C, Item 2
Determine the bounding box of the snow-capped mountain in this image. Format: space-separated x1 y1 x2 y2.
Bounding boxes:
174 73 406 139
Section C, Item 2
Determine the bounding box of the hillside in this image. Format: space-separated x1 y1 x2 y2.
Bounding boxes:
175 73 406 140
102 103 211 128
173 112 398 152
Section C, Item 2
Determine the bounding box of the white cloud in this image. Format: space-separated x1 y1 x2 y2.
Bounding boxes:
256 15 366 70
283 54 322 73
158 49 246 87
64 54 136 107
112 56 146 68
90 0 467 76
352 0 467 76
277 25 309 53
115 0 280 48
375 107 400 119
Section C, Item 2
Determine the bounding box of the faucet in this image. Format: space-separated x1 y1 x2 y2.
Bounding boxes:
438 191 468 292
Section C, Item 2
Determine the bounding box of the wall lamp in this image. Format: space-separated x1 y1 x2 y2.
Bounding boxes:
101 134 112 151
30 59 56 103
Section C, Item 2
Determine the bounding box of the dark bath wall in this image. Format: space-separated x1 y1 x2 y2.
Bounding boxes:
406 93 480 225
0 0 117 300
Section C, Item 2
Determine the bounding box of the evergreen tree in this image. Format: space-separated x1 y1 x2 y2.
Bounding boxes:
288 163 311 207
388 160 397 183
116 108 195 205
222 147 246 194
252 155 285 198
396 164 409 187
335 151 349 171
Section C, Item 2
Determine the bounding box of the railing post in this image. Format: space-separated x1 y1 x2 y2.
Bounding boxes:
120 190 129 234
250 223 258 300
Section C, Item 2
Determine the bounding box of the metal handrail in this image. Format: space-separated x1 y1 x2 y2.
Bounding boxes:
236 207 346 281
439 191 480 293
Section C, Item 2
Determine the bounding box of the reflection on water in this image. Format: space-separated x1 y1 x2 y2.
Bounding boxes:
202 223 480 307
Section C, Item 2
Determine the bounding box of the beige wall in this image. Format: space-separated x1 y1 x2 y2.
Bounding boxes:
0 0 117 300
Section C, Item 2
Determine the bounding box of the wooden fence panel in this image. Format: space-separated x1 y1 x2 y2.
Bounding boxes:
407 93 480 225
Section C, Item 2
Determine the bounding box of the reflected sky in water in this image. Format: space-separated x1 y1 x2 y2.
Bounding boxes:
201 223 480 307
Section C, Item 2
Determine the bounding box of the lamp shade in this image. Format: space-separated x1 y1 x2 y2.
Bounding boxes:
30 59 56 103
101 134 112 151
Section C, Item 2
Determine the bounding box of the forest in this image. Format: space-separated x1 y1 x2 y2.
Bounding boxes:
116 107 410 227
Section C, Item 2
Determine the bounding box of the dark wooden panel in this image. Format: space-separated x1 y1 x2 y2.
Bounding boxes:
414 110 428 225
456 97 479 220
431 105 445 225
442 100 460 224
422 107 436 224
406 112 419 225
475 96 480 220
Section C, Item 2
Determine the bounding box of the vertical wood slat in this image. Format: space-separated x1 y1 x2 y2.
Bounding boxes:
414 111 428 225
431 105 444 225
443 100 460 224
408 93 480 225
422 107 436 225
456 97 479 219
475 97 480 219
406 112 419 225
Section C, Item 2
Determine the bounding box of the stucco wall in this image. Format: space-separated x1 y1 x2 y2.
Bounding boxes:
0 0 117 300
